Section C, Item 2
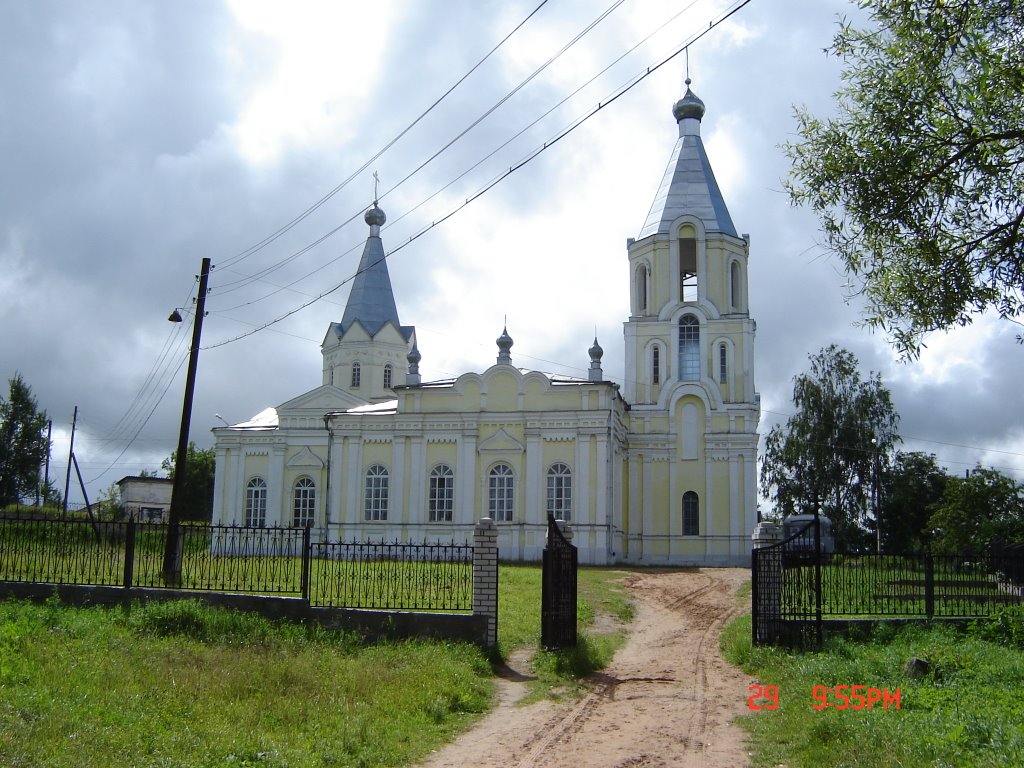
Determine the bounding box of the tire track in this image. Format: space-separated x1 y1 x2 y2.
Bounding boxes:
415 568 752 768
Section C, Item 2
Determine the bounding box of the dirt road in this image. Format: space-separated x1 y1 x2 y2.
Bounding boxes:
416 568 753 768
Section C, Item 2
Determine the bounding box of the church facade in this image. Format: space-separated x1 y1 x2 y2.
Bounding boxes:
211 83 759 566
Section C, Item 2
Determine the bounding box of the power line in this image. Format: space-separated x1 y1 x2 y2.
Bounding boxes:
215 0 552 275
211 0 624 304
202 0 755 350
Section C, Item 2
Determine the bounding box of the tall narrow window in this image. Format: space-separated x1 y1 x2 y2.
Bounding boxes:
488 464 514 522
293 477 316 527
652 346 661 385
680 235 697 302
546 463 572 521
383 364 393 389
730 260 742 311
364 464 388 521
678 316 700 381
245 477 267 528
636 264 648 313
682 491 699 536
351 362 361 389
719 343 728 386
428 464 454 522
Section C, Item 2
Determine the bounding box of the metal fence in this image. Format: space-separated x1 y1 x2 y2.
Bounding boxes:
0 514 473 612
753 519 1024 647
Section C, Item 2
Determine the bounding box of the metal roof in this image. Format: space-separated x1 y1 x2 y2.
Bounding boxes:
638 97 738 240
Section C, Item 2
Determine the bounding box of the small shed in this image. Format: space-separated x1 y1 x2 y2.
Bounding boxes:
116 476 173 522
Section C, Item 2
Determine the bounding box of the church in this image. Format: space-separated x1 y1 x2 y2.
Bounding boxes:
211 81 760 566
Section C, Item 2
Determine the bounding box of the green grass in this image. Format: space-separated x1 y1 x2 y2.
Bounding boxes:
0 566 634 766
0 598 492 768
722 610 1024 767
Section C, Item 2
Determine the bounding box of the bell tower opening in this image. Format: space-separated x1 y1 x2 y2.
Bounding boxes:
679 226 697 302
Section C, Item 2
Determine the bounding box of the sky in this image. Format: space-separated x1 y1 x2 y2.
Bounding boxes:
1 0 1022 509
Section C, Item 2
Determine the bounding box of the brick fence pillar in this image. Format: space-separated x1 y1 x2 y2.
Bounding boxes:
473 517 499 650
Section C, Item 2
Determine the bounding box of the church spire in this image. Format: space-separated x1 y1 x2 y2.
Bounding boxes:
338 200 403 337
638 79 737 239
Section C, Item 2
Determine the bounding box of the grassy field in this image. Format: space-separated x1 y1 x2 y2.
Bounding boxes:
722 605 1024 767
0 564 633 767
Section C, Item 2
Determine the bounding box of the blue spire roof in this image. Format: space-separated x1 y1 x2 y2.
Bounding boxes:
334 203 412 340
638 85 738 239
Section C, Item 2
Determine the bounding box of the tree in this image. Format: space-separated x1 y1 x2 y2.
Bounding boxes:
0 374 50 506
785 0 1024 357
760 345 900 550
161 442 215 522
880 451 949 552
929 467 1024 556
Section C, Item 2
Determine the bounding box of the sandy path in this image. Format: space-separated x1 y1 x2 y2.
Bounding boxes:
416 568 753 768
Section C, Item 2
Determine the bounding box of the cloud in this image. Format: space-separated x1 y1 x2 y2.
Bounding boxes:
2 0 1021 508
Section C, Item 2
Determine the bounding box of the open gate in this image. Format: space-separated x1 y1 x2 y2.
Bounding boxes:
541 513 577 649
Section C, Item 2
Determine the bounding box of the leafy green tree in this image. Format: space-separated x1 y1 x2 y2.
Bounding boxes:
880 451 948 552
161 442 215 522
785 0 1024 356
929 467 1024 556
760 345 900 550
0 374 50 506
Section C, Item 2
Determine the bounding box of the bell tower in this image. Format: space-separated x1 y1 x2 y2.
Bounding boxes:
622 79 759 564
321 200 416 403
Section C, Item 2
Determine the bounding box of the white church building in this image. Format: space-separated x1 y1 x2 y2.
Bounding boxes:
211 82 760 566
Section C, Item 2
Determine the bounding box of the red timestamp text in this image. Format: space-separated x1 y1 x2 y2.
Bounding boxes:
811 685 900 711
746 684 901 711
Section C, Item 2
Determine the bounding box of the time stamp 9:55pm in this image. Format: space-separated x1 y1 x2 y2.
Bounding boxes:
747 684 902 711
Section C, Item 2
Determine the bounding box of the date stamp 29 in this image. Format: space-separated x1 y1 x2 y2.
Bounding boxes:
747 684 901 711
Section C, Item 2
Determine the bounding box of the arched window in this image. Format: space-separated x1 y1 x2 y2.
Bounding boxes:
293 477 316 527
652 345 661 385
636 264 648 313
680 231 697 302
730 260 743 311
429 464 454 522
364 464 388 521
245 477 267 528
718 343 728 386
351 362 361 389
383 363 393 389
682 491 699 536
678 316 700 381
488 464 514 522
546 463 572 522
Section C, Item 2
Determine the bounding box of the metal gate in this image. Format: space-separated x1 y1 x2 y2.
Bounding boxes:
751 518 822 648
541 513 577 649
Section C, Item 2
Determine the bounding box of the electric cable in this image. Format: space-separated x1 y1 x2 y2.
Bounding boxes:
202 0 755 350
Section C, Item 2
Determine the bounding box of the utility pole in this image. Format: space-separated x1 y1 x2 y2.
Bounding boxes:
162 257 212 584
38 419 52 506
63 406 77 514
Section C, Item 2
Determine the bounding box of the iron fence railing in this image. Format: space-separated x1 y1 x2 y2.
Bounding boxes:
309 540 472 611
753 519 1024 646
0 514 472 612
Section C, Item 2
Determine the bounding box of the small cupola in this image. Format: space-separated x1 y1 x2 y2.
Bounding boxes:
496 325 513 365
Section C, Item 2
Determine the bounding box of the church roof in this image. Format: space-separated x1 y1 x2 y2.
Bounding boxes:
638 84 738 239
336 202 408 338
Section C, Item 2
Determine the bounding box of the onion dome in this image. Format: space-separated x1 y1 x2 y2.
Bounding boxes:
588 337 604 364
496 325 513 364
672 78 705 123
365 202 386 227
